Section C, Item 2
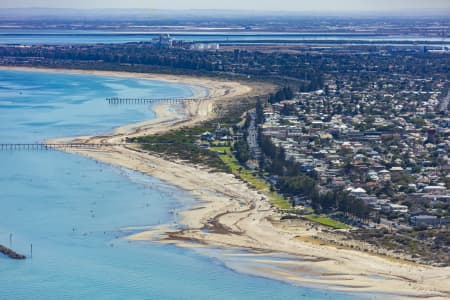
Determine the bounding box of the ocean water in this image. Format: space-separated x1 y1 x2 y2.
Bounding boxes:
0 70 366 299
0 70 195 143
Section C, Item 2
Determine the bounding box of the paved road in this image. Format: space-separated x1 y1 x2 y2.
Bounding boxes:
247 110 262 162
439 90 449 113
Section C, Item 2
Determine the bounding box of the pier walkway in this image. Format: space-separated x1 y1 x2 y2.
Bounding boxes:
106 97 205 105
0 143 121 151
0 143 172 151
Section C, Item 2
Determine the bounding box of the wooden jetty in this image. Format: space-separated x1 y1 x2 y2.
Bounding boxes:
0 143 121 151
106 97 204 105
0 244 26 260
0 143 173 151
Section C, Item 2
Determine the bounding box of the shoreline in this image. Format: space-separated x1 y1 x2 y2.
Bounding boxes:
0 65 237 95
9 66 449 299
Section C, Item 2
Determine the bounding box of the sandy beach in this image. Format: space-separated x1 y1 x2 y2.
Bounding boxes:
6 66 449 299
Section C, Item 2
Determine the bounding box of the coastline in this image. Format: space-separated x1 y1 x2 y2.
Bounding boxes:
0 65 242 97
7 66 449 299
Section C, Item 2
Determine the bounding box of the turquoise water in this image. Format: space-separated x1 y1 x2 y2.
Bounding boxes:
0 70 366 299
0 70 194 143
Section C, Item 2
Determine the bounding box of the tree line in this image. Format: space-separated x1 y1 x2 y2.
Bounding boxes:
257 113 371 221
1 44 448 84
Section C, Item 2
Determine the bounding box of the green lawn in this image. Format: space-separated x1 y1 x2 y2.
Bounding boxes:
303 214 350 229
209 146 230 153
268 191 291 209
209 146 291 209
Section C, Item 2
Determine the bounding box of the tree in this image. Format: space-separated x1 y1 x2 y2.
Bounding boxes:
234 140 250 164
255 99 265 125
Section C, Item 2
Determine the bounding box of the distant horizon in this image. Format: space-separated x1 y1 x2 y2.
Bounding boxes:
1 0 450 16
1 7 450 17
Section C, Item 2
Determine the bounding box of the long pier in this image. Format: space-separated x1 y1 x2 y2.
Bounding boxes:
0 143 122 151
106 97 204 105
0 143 173 151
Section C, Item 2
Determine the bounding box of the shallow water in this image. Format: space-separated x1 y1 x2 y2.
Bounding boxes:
0 70 367 299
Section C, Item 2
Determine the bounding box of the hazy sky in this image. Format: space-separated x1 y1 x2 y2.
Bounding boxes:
2 0 450 12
